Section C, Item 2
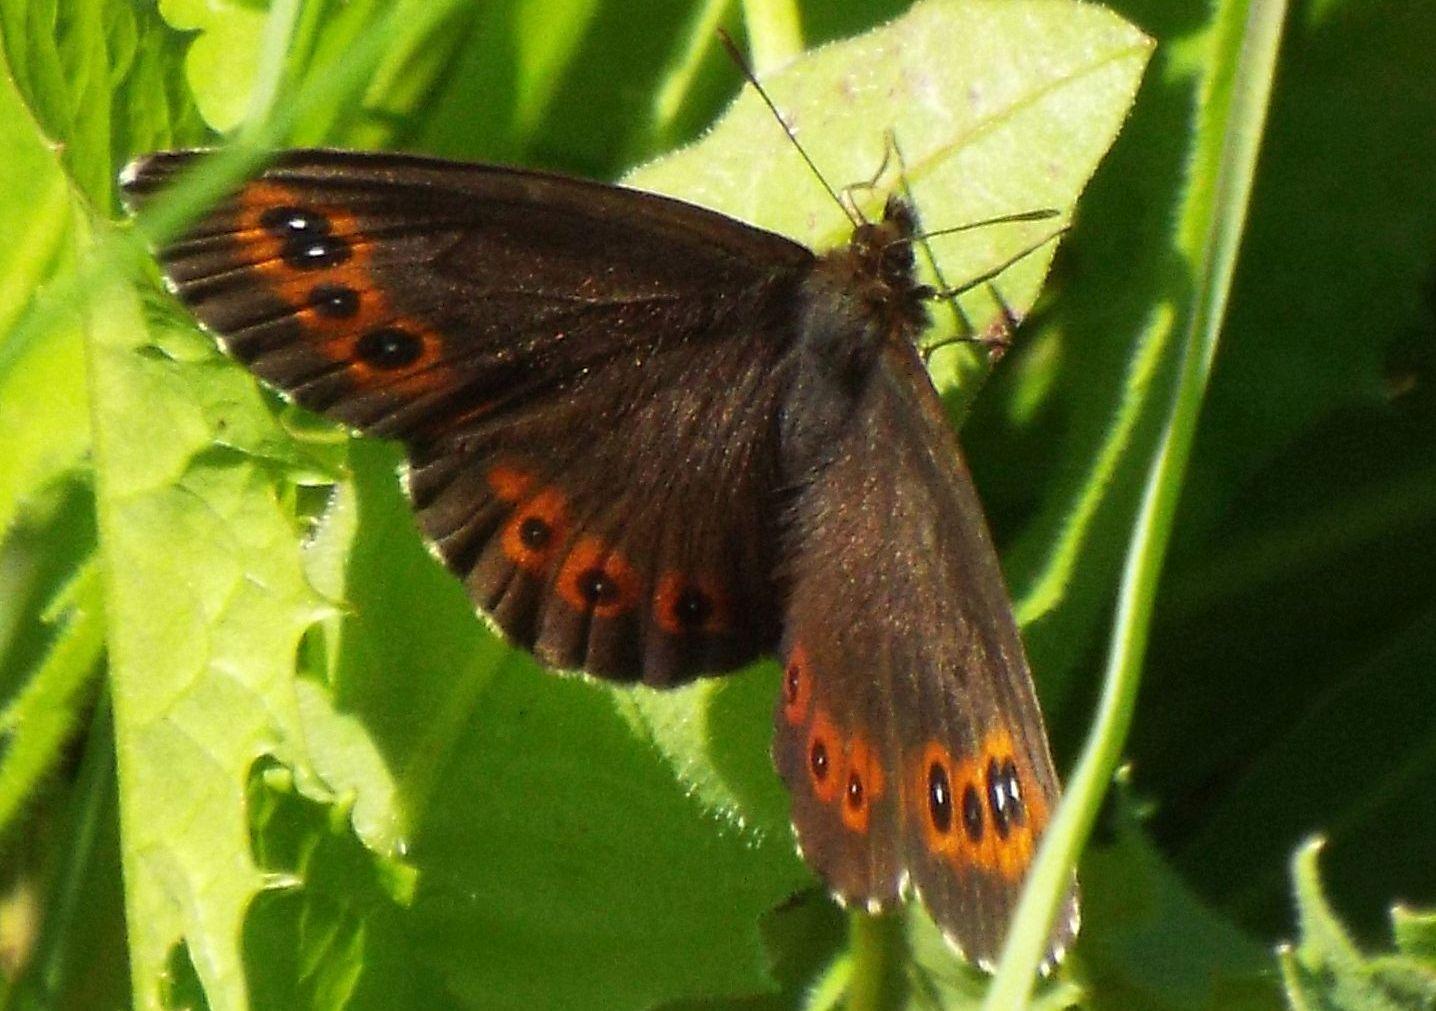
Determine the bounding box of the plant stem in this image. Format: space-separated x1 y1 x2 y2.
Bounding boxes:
983 0 1290 1004
846 909 905 1011
741 0 803 73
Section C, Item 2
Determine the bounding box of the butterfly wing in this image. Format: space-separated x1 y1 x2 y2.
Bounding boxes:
773 340 1078 968
122 149 816 684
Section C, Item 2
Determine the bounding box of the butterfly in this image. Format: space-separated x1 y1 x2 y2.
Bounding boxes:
120 143 1078 971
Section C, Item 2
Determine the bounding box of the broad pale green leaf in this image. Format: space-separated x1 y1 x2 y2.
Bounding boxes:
155 0 267 133
631 0 1152 401
93 288 337 1011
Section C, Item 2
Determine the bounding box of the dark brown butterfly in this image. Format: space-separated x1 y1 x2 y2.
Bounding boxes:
120 144 1078 970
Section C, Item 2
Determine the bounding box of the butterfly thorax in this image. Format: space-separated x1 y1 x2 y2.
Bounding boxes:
780 195 933 481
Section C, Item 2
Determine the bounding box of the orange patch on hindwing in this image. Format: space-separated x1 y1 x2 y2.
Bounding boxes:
781 645 812 726
805 708 844 805
486 464 536 504
557 537 639 618
234 180 453 394
653 572 729 635
789 654 887 834
486 463 572 575
501 487 570 573
909 727 1048 882
839 732 885 834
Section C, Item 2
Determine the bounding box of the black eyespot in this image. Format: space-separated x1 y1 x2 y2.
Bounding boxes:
810 739 830 782
962 783 985 843
846 771 864 809
673 587 711 627
784 663 801 704
578 568 617 605
355 327 423 369
927 761 952 834
281 233 351 270
260 206 330 238
518 516 551 550
1001 758 1026 827
308 283 360 319
987 757 1012 839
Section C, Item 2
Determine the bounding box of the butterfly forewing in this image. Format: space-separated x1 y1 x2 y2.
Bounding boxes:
121 149 812 685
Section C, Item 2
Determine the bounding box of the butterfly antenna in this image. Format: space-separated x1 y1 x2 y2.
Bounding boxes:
916 208 1062 244
718 29 859 227
916 216 1066 359
920 228 1067 361
930 225 1067 302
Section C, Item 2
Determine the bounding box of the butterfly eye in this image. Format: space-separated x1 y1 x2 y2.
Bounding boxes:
518 516 551 549
500 487 570 573
654 573 727 636
674 587 711 626
290 236 351 269
265 212 350 270
578 569 618 603
1002 758 1026 828
845 771 864 809
810 738 830 781
839 735 883 833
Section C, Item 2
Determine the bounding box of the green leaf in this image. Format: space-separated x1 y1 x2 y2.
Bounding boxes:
1120 2 1436 944
1072 776 1280 1011
91 287 336 1011
0 43 89 541
0 563 104 840
630 0 1152 403
1394 909 1436 966
154 0 268 134
1281 839 1436 1011
0 5 104 870
1173 601 1436 934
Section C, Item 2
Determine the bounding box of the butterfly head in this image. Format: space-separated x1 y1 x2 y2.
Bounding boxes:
830 193 933 347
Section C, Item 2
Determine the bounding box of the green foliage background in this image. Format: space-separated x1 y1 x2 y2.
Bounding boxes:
0 1 1434 1009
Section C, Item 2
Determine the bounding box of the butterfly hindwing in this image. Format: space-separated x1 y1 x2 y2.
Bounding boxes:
773 340 1077 968
402 327 792 682
121 149 813 685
